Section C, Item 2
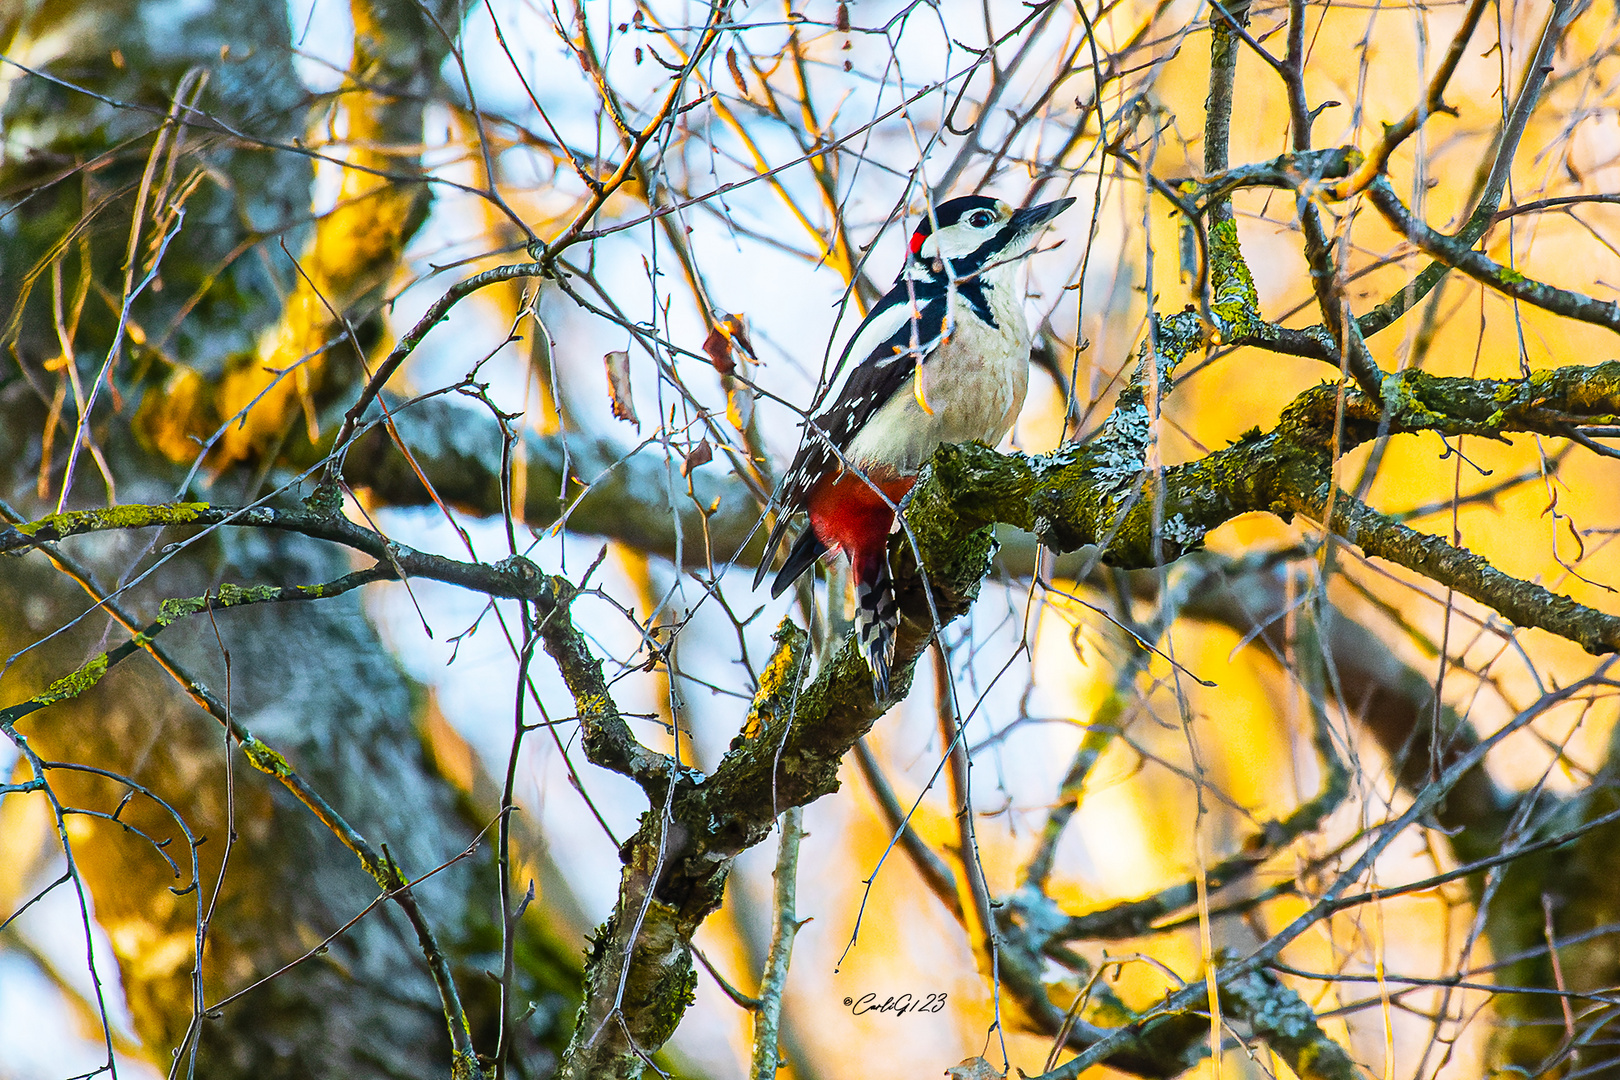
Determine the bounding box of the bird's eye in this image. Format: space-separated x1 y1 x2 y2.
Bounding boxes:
968 210 996 228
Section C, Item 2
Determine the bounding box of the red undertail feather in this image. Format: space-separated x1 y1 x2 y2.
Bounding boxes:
806 471 916 697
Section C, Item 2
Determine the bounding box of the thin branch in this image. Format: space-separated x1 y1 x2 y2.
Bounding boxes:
1354 0 1575 339
749 807 805 1080
1364 177 1620 336
1327 0 1492 198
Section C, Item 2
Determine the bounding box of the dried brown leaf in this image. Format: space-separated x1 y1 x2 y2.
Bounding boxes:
603 350 638 429
682 439 713 476
944 1059 1004 1080
726 47 750 98
703 313 756 378
703 325 735 375
723 312 755 360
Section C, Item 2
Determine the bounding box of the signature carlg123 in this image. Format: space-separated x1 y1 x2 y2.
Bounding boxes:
843 992 948 1016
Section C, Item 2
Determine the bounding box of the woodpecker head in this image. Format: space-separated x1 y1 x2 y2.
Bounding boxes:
907 195 1075 286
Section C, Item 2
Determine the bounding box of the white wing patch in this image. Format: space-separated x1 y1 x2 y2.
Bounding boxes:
816 292 922 409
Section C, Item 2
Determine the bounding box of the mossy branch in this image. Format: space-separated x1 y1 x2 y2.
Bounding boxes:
12 361 1617 1079
905 360 1620 659
1 500 578 602
0 568 384 729
1218 971 1362 1080
533 574 677 790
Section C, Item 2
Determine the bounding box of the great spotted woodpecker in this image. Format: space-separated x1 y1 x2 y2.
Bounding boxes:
755 194 1074 696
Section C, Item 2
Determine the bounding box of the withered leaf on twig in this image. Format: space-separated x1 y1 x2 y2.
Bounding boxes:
728 385 754 433
724 313 755 361
702 326 735 375
681 438 713 476
702 313 756 376
726 47 750 99
944 1059 1004 1080
603 349 638 429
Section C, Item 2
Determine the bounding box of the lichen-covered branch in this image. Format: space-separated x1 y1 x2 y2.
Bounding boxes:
1302 493 1619 653
1201 0 1252 230
553 481 1026 1075
0 569 384 731
1189 148 1355 217
993 361 1620 654
556 622 807 1078
533 575 676 789
1217 970 1361 1080
1267 0 1385 397
0 499 597 604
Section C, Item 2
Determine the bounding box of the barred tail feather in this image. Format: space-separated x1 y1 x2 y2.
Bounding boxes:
854 558 900 699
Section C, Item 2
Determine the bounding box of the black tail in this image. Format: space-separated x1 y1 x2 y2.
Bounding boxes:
769 528 828 597
854 557 900 699
753 511 791 591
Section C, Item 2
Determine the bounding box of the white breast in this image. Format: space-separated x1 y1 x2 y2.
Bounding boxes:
843 273 1031 475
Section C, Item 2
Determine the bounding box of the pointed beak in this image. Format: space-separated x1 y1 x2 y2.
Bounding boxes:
1010 197 1075 236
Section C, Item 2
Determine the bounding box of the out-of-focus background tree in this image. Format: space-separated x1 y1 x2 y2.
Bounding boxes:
2 0 1619 1077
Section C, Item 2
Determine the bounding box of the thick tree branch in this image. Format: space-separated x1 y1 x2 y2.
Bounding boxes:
546 344 1617 1073
341 395 765 568
1217 970 1361 1080
1298 491 1619 653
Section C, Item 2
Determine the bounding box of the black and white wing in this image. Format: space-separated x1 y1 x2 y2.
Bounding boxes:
754 284 949 589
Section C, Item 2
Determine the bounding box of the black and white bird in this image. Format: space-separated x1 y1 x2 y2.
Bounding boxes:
754 194 1074 696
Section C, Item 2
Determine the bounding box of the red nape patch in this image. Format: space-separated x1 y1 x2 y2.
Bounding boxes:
909 230 925 255
806 471 918 586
